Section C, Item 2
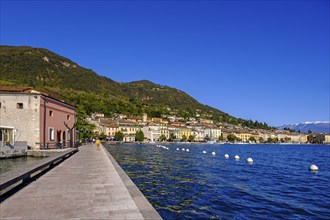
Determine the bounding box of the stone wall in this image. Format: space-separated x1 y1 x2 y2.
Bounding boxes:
0 94 41 148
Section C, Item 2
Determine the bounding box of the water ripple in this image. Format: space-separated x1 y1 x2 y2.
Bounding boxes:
105 143 330 219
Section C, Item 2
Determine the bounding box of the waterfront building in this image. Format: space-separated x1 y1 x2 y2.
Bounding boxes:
179 126 192 140
99 118 119 138
118 120 139 142
142 122 168 142
324 134 330 144
191 127 205 142
287 134 301 143
238 133 252 142
168 126 180 141
299 135 308 143
204 127 222 141
276 133 293 143
258 132 274 142
307 133 325 144
0 86 76 149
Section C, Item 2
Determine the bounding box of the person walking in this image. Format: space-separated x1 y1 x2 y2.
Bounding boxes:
96 138 101 150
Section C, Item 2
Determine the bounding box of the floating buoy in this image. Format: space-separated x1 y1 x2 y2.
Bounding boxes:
182 148 185 151
166 147 169 150
224 154 229 159
176 148 179 151
309 164 318 171
246 157 253 163
186 149 190 152
203 151 207 154
234 155 240 160
211 152 216 155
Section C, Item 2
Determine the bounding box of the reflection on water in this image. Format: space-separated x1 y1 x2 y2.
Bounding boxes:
0 156 44 174
105 143 330 219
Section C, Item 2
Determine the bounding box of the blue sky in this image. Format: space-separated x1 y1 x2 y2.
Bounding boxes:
1 0 329 126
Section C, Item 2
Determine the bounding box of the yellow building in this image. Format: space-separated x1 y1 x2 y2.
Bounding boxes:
324 134 330 144
299 135 308 143
238 133 252 142
118 120 139 142
179 127 192 140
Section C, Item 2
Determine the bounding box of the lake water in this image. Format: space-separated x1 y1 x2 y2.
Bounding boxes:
0 156 44 174
104 143 330 219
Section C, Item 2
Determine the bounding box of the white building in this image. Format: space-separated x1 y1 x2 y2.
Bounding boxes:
142 123 168 142
204 128 222 141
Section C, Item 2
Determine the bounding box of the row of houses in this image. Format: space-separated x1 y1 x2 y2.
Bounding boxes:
1 86 328 153
89 114 330 144
89 116 222 142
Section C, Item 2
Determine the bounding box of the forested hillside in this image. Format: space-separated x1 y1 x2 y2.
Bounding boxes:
0 45 271 129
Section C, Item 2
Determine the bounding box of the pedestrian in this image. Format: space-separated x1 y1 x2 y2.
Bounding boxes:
96 138 100 150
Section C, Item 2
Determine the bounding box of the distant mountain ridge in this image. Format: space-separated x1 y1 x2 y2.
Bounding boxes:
277 122 330 134
0 45 271 129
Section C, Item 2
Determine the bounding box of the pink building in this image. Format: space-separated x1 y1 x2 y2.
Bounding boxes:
0 86 76 149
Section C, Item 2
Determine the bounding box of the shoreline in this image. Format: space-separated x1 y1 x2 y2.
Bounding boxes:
104 141 330 146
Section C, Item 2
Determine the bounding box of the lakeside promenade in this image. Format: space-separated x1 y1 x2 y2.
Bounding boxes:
0 144 162 219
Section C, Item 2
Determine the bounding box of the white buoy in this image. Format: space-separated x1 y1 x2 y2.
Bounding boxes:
203 151 207 154
309 164 319 171
182 148 185 151
234 155 240 160
246 157 253 163
224 154 229 159
176 148 179 151
166 147 169 150
186 149 190 152
211 152 216 156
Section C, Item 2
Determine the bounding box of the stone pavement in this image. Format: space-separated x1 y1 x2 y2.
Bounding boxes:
0 144 162 219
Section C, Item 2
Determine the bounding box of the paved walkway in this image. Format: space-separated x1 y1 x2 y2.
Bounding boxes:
0 145 162 219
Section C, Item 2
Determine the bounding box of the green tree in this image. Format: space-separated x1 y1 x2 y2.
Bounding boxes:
188 135 195 142
284 137 291 143
135 130 144 142
267 137 273 143
114 131 124 141
159 134 167 142
98 132 106 140
169 133 176 142
181 134 187 142
219 133 224 142
227 134 237 143
248 136 256 143
76 106 95 140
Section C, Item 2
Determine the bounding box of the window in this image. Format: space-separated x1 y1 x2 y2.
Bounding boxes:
67 130 71 141
49 128 54 141
49 110 53 116
67 115 70 120
17 103 23 109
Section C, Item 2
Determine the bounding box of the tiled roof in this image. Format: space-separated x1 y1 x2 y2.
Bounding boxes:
0 86 34 92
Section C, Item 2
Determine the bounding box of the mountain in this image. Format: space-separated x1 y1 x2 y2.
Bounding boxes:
277 122 330 134
0 45 271 129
